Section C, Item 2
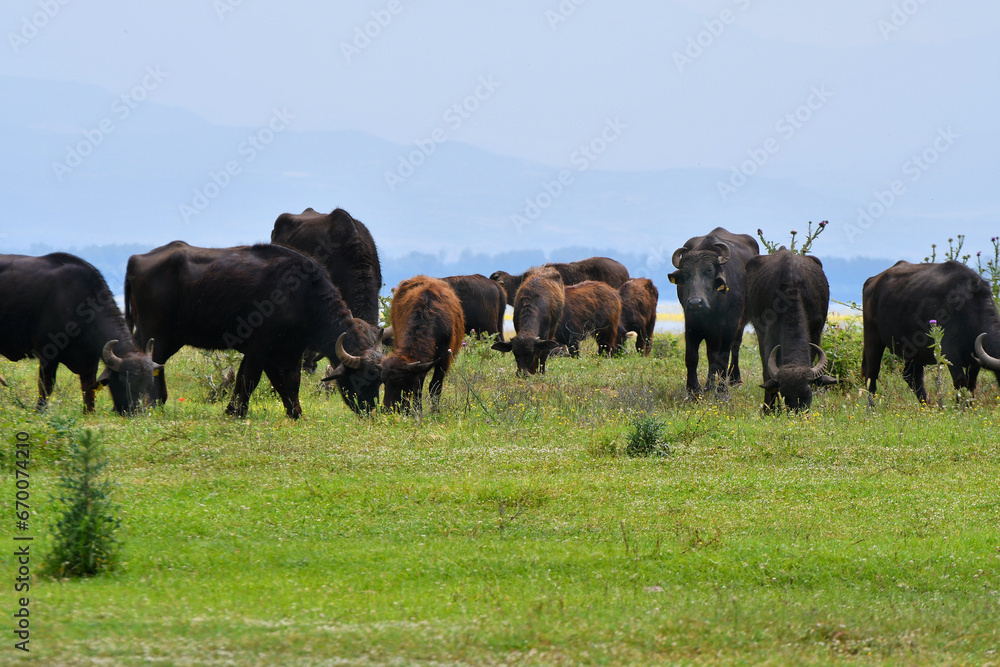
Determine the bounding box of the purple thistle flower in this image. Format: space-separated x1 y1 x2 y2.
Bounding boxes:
929 319 937 325
819 220 828 228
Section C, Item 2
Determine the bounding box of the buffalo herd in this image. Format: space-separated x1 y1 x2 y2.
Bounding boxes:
2 212 1000 416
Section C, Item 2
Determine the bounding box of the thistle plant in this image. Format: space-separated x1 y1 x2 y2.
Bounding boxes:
757 220 828 255
927 320 950 409
975 236 1000 307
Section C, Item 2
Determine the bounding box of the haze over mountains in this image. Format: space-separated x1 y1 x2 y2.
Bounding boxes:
1 75 994 305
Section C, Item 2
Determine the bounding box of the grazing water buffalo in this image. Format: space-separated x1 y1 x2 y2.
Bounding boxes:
745 248 837 411
125 242 383 418
271 207 383 372
668 228 759 395
862 260 1000 402
0 252 162 414
555 281 622 357
378 276 464 412
617 278 659 355
491 267 565 375
490 256 628 306
442 274 507 340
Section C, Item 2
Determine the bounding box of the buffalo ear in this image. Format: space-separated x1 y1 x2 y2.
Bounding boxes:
668 271 683 285
760 379 780 391
153 364 164 377
406 360 437 374
814 374 839 386
93 369 113 390
492 341 513 353
537 339 561 352
713 275 729 293
322 365 346 381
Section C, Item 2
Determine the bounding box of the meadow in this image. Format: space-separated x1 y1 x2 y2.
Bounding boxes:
1 329 998 666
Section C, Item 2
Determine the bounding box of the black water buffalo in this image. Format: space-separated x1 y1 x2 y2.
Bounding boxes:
555 281 622 357
617 278 658 356
491 267 564 375
271 207 383 372
745 248 837 411
125 242 383 418
668 228 759 394
377 276 464 413
490 256 628 306
862 260 1000 402
0 252 162 414
442 274 507 340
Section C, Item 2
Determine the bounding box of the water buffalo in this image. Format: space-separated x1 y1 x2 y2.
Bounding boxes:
617 278 658 356
745 248 837 411
668 228 759 395
490 256 628 306
554 281 622 357
271 207 383 373
491 267 564 375
0 252 162 414
378 276 464 412
125 242 383 418
862 260 1000 402
442 274 507 340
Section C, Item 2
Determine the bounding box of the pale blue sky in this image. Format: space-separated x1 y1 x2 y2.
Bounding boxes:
2 1 998 259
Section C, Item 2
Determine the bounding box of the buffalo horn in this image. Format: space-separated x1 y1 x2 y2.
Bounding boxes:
382 326 393 342
714 242 731 265
766 345 781 379
335 332 363 370
809 343 829 379
102 340 123 372
974 333 1000 371
145 338 155 356
670 248 686 269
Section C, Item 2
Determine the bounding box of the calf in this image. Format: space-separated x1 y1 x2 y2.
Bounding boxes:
491 267 564 375
617 278 658 355
555 281 622 357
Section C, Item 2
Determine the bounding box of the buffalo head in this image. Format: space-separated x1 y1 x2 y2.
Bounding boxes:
379 354 440 413
668 242 732 313
96 339 164 415
492 336 560 376
322 324 385 413
761 344 838 411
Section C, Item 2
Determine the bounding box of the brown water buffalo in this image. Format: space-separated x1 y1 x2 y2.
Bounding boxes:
0 252 162 414
378 276 464 412
617 278 658 356
442 274 507 340
491 267 564 375
125 242 383 418
555 281 622 357
745 248 837 411
862 260 1000 403
669 228 759 395
490 256 628 306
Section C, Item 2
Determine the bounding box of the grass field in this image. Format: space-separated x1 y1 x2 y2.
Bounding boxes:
1 331 999 666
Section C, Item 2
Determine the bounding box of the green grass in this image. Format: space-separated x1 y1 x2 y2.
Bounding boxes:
1 333 999 665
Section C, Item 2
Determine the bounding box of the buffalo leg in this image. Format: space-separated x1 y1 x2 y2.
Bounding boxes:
263 362 302 419
902 360 927 403
79 368 97 413
36 362 58 412
705 344 729 393
226 356 264 418
428 366 447 412
862 341 885 396
684 330 702 395
966 364 981 394
301 350 319 375
727 327 745 386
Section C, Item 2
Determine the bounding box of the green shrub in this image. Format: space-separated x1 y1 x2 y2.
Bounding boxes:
624 415 670 458
41 429 122 578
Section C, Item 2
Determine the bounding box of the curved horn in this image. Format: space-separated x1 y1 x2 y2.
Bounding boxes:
714 242 731 265
766 345 781 379
974 332 1000 371
382 326 394 342
376 327 385 346
671 248 687 269
335 332 363 370
145 338 155 356
809 343 829 379
102 340 123 372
